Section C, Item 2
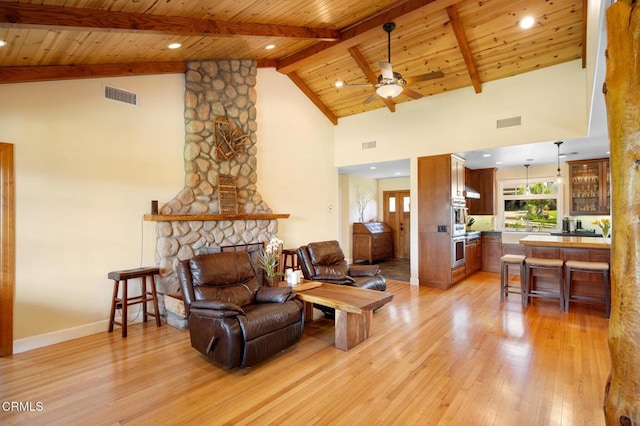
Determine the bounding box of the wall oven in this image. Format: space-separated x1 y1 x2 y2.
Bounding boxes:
451 198 467 237
452 236 466 268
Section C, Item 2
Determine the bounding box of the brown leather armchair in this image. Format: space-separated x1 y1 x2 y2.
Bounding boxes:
177 251 304 368
297 240 386 291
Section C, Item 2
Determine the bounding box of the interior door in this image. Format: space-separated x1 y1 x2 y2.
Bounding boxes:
383 190 410 259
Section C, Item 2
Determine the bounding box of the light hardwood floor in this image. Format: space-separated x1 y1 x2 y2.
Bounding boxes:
0 272 610 425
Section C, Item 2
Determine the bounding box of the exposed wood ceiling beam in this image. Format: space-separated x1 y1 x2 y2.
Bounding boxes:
277 0 460 74
287 72 338 125
0 62 187 84
348 46 395 113
0 3 340 40
446 5 482 94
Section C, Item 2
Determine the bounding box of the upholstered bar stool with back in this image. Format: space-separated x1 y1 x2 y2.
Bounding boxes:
564 260 611 318
500 254 527 304
524 257 565 311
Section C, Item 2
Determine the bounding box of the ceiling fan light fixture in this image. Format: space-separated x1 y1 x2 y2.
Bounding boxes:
376 84 403 99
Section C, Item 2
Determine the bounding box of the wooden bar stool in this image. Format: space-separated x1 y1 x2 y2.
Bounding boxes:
564 260 610 318
500 254 526 304
281 248 300 271
524 257 565 311
108 267 161 337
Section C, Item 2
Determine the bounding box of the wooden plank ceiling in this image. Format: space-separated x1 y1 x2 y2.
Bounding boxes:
0 0 585 124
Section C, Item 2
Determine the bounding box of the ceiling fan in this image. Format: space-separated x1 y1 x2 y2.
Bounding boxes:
336 22 444 103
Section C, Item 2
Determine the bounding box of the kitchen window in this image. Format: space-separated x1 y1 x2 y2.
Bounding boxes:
497 177 563 231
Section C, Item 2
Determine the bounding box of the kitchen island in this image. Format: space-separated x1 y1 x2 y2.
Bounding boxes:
519 235 611 252
519 235 610 316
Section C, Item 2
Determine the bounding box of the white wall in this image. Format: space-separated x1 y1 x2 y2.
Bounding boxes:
255 68 338 249
0 75 186 348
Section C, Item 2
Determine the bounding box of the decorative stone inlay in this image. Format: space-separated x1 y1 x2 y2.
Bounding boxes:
154 59 278 295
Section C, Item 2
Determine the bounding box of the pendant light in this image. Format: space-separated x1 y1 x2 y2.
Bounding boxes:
524 164 531 195
555 141 563 183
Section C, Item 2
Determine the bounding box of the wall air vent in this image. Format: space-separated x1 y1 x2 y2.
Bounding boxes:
496 116 522 129
104 85 138 106
362 141 377 150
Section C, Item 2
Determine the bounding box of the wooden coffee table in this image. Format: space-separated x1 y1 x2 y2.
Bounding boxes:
293 281 393 351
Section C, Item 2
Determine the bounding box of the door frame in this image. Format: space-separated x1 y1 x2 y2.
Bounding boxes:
0 142 15 356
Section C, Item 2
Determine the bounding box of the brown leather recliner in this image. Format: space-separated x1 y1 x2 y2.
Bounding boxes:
177 251 304 368
297 240 386 291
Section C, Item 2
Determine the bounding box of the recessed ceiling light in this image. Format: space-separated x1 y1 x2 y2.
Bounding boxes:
0 40 6 47
370 166 377 170
335 81 344 88
519 16 535 30
394 172 401 175
265 44 276 50
482 154 491 158
496 161 503 165
558 154 567 159
167 43 182 49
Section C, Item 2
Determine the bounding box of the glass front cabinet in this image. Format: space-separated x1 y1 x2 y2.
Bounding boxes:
568 158 610 215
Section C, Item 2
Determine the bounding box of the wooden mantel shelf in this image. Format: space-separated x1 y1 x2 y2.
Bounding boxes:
143 213 290 222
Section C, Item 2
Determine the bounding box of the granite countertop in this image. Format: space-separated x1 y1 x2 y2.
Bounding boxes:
519 235 611 249
550 231 599 237
480 231 501 236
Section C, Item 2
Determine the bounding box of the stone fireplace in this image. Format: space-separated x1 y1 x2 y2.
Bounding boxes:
150 59 283 314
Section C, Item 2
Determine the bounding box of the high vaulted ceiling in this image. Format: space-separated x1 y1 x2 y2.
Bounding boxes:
0 0 585 124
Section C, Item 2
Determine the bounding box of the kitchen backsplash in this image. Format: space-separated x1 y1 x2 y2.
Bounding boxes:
467 214 612 234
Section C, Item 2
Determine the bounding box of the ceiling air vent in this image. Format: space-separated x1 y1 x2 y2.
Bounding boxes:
362 141 377 150
104 85 138 106
496 116 522 129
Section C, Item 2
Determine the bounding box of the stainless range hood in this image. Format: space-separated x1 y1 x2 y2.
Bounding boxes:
464 185 480 199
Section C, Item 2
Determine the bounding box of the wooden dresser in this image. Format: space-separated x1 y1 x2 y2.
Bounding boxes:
352 222 393 264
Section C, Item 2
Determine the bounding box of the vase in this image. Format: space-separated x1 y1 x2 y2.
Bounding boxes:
264 275 275 287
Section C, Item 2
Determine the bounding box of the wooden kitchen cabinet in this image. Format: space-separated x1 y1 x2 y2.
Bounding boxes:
451 154 466 198
466 167 496 215
568 158 610 215
466 238 482 274
418 154 466 289
352 222 393 264
481 234 501 273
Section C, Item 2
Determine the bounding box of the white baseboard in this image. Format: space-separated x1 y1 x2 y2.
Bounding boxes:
12 306 152 354
13 320 110 354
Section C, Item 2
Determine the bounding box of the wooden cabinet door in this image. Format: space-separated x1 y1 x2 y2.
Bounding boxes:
466 168 496 215
481 235 501 273
568 158 610 215
451 155 465 198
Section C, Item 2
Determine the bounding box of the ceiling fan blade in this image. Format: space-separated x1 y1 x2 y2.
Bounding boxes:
379 61 394 80
363 92 380 104
404 71 445 84
339 83 374 88
403 87 423 100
